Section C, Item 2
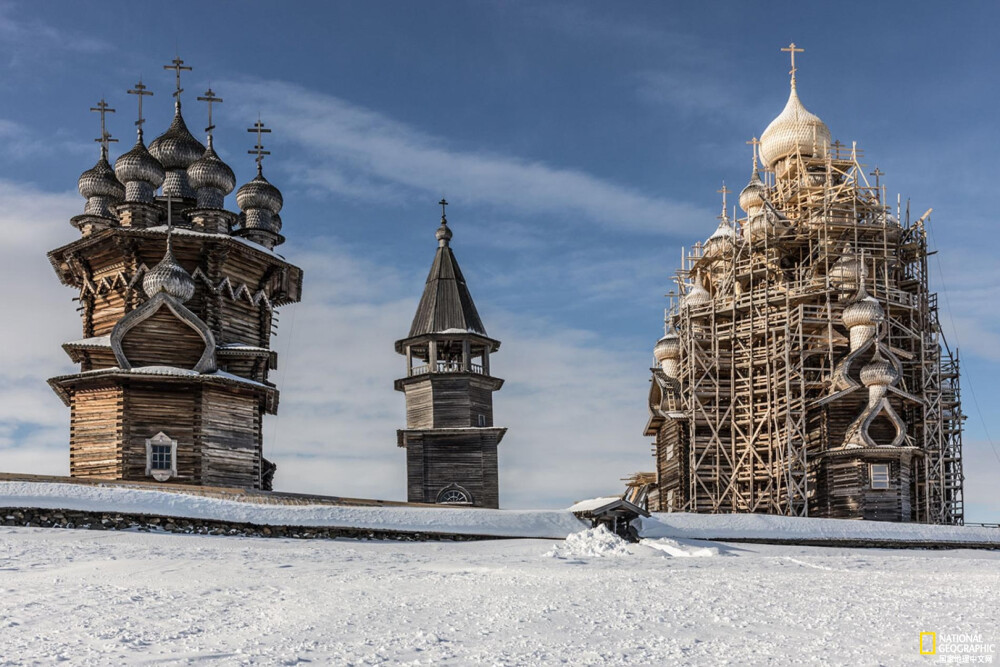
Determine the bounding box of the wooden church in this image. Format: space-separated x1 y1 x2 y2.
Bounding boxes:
644 44 964 524
47 60 302 490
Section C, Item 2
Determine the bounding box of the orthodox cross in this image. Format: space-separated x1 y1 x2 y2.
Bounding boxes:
163 57 192 99
746 136 760 167
197 88 223 135
781 42 804 82
90 98 118 154
127 79 153 131
870 166 884 191
247 118 271 169
717 183 730 218
439 198 448 222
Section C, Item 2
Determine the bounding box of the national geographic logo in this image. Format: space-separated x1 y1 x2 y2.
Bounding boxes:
921 631 996 663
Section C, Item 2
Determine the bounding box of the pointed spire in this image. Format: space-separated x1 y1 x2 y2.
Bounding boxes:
408 201 486 337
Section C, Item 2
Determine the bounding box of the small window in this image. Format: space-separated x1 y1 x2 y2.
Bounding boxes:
477 414 487 427
665 442 674 460
436 483 473 505
145 432 177 482
151 444 171 470
666 489 675 512
870 463 890 490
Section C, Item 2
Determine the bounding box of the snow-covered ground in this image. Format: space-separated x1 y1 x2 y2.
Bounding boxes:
0 482 587 539
2 526 998 665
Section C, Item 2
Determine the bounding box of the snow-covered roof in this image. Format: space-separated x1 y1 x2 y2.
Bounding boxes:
63 335 112 349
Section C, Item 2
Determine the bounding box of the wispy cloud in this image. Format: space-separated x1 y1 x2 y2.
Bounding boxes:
0 3 112 61
221 78 708 234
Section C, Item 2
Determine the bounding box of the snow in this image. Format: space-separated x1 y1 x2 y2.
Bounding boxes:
637 512 1000 545
567 496 623 513
1 526 998 664
0 482 587 539
545 525 632 558
63 335 111 348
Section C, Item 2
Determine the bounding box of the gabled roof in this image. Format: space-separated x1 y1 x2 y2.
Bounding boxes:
408 223 487 338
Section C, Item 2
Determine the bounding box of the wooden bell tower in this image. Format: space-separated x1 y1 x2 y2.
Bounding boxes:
394 202 506 508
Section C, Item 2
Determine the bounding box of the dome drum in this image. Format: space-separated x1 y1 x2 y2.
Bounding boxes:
79 155 125 220
187 138 236 210
114 135 165 204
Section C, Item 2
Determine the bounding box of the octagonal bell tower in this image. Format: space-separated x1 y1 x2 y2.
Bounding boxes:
394 201 505 508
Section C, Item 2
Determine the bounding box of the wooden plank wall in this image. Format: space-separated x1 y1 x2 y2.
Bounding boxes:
69 386 124 478
404 432 501 509
119 307 207 369
200 386 262 489
123 385 199 483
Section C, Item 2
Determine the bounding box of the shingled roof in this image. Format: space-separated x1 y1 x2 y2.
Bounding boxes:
408 219 487 338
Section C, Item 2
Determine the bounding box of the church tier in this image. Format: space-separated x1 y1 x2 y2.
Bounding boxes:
644 44 963 525
394 204 505 509
49 65 302 490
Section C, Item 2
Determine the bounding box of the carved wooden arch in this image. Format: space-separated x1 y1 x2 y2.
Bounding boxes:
110 292 217 373
844 389 908 449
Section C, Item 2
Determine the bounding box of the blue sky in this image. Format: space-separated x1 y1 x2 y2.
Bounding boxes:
1 1 998 519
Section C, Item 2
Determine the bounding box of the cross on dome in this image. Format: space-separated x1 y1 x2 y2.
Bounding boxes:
90 98 118 154
247 117 271 170
163 56 192 100
781 42 804 87
197 88 223 135
746 136 761 168
439 198 448 222
127 79 153 132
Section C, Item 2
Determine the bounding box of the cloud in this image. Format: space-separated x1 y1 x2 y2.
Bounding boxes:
221 78 708 234
0 3 112 58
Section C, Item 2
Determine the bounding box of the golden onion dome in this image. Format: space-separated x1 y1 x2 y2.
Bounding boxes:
759 82 831 169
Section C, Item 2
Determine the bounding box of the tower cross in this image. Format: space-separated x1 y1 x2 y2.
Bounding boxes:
127 79 153 131
781 42 804 82
163 57 192 99
90 98 118 153
197 88 223 135
439 198 448 221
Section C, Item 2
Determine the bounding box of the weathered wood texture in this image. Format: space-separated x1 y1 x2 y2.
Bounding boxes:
402 431 502 509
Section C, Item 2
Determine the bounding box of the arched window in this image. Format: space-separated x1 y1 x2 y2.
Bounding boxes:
436 483 473 505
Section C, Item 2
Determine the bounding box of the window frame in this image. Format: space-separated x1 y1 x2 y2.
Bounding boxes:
870 463 890 490
145 432 178 482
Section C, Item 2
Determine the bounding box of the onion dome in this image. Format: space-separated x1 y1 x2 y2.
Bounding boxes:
842 291 884 329
759 81 831 169
78 147 125 218
143 244 195 303
739 166 766 215
236 166 283 229
654 330 681 378
149 102 205 198
114 130 165 204
704 219 737 258
436 218 453 246
653 331 680 363
682 274 711 307
187 136 235 209
860 351 898 388
828 251 867 290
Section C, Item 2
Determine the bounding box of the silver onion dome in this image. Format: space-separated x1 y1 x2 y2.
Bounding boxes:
78 148 125 218
704 219 737 258
236 167 284 238
149 102 205 199
114 130 165 203
236 168 283 214
860 354 898 388
436 219 453 246
759 82 831 169
187 136 236 209
143 247 195 303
